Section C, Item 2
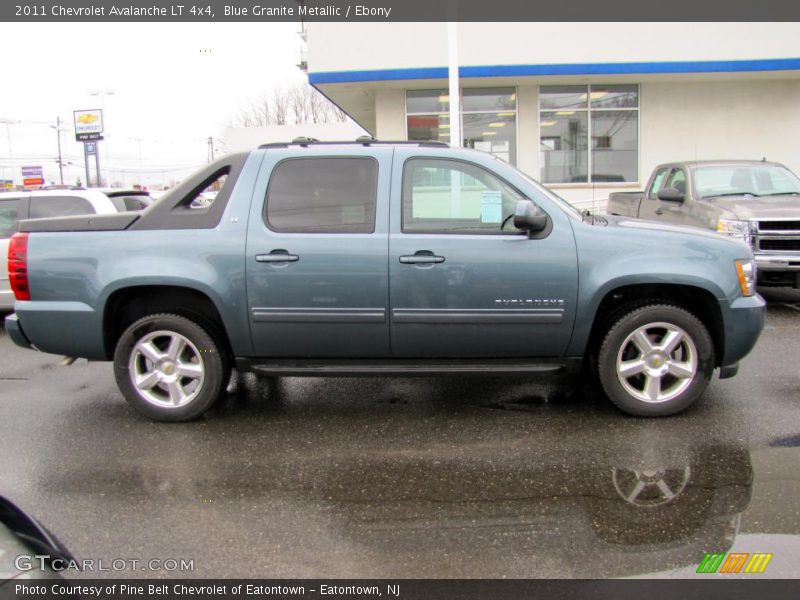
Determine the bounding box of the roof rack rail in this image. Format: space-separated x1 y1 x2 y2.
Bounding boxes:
292 136 319 145
258 138 449 149
38 185 87 191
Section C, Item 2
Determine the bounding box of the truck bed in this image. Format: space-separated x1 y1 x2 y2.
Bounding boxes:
18 212 141 233
606 191 643 217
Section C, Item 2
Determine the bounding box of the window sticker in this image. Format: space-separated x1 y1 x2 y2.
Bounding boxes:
480 190 503 223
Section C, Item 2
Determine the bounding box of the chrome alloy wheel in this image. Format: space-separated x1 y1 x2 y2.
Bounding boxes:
128 330 205 408
615 322 698 404
611 466 692 507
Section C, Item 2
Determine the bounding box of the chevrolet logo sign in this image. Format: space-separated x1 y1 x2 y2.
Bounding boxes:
77 114 99 124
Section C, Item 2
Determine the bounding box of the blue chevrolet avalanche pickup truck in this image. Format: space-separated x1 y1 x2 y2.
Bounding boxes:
5 140 765 421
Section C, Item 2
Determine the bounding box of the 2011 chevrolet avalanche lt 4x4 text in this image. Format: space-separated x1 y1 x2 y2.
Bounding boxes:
5 140 765 420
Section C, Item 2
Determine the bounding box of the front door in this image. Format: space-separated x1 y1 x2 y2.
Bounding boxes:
389 153 578 358
246 148 392 357
639 167 693 226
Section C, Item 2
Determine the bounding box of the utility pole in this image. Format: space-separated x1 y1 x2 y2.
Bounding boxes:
207 136 215 163
55 116 64 184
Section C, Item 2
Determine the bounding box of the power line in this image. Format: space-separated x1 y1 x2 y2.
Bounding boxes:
0 154 204 171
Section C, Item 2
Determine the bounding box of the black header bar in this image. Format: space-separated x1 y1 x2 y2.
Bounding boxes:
3 579 800 600
3 0 800 22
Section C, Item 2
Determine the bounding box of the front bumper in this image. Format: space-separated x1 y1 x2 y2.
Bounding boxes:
721 294 766 367
755 253 800 271
4 313 33 350
755 254 800 287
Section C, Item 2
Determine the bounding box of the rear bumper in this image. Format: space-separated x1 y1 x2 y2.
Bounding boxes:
721 294 766 367
12 301 106 360
4 313 33 350
0 287 14 311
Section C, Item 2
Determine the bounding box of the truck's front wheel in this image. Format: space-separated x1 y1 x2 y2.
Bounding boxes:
598 304 714 417
113 313 229 421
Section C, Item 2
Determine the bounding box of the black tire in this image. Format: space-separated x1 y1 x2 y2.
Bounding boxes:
113 313 229 422
597 304 714 417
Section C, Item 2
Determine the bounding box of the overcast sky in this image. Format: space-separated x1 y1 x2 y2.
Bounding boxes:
0 22 306 187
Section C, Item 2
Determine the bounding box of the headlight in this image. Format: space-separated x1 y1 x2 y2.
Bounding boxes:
717 219 755 245
735 259 757 297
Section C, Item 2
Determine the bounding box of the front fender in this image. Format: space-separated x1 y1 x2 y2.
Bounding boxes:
566 220 749 358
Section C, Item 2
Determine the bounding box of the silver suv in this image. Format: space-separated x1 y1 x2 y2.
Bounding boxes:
1 189 130 311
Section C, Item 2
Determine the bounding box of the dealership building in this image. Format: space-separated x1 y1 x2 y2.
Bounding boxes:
304 23 800 207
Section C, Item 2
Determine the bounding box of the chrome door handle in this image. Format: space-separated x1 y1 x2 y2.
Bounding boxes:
399 253 445 264
256 251 299 263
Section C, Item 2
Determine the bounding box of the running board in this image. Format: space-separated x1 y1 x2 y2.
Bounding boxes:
238 358 580 377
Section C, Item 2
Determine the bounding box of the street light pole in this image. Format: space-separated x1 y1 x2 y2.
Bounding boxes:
54 116 64 184
0 118 20 185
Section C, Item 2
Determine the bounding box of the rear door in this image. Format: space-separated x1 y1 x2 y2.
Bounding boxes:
245 147 392 357
388 150 578 358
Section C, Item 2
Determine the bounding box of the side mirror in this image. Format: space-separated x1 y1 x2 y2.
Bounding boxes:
657 187 685 203
513 200 549 236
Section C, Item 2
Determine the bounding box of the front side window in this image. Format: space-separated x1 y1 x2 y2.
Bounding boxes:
664 169 687 195
29 196 94 219
540 84 638 184
265 157 377 233
406 88 517 165
402 158 526 234
647 168 669 199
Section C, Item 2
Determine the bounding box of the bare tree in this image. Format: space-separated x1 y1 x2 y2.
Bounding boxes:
270 87 290 125
228 83 348 127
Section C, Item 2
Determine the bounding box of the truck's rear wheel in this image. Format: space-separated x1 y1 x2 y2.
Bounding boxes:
113 313 228 421
598 304 714 417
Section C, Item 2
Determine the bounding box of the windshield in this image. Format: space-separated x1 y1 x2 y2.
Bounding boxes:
694 164 800 198
494 156 583 218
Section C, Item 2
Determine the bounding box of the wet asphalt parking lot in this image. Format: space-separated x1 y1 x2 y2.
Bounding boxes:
0 289 799 579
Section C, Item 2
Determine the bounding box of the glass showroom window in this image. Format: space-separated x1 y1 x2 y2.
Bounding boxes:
539 84 638 184
407 88 517 165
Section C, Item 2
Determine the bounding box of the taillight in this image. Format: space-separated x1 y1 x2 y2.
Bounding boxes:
7 232 30 301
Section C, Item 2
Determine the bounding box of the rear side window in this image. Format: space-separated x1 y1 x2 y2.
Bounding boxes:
265 157 377 233
0 199 19 238
29 196 94 219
